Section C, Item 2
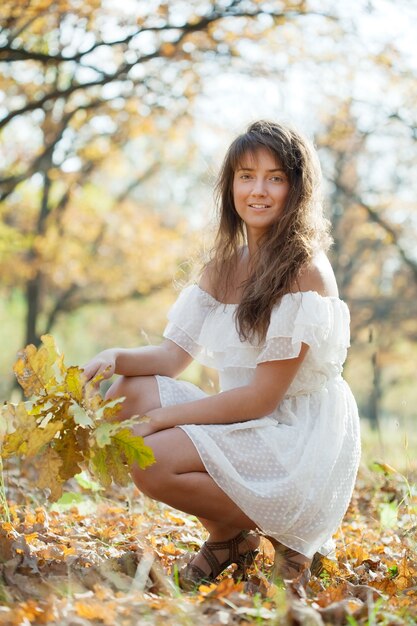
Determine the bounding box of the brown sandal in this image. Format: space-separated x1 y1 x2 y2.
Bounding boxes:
178 531 258 591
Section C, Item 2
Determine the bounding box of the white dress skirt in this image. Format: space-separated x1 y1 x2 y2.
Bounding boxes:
154 285 361 559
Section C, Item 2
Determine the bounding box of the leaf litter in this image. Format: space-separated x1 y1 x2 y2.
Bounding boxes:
0 460 416 625
0 338 417 624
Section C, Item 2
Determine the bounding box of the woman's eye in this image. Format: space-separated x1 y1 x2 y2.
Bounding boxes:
271 176 284 182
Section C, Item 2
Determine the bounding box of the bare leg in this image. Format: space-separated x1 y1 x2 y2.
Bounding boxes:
106 376 252 523
135 427 261 578
131 427 256 527
106 375 305 580
105 374 161 419
106 376 259 577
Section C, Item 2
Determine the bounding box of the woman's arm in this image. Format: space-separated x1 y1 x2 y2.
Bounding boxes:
82 339 193 382
143 343 309 434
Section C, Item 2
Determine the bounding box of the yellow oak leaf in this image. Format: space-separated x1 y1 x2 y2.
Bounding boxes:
111 428 155 469
92 397 124 423
65 366 84 403
0 403 37 458
102 399 125 421
90 446 113 488
25 420 63 458
35 448 64 501
13 335 58 397
104 445 130 487
83 384 105 412
39 334 61 369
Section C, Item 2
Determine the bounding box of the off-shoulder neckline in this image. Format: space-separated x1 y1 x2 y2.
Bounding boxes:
193 284 347 307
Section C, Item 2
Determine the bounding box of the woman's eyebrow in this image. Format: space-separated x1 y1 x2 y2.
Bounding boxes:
237 167 286 172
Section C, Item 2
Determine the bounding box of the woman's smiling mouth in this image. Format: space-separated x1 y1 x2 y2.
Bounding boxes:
249 203 270 210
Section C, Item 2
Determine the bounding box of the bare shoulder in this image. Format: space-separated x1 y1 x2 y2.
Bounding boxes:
198 247 243 298
198 260 216 296
295 252 339 297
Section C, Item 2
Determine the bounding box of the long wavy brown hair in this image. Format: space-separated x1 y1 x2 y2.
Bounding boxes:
207 120 332 343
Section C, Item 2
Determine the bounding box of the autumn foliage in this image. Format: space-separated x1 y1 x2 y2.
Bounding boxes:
1 335 154 501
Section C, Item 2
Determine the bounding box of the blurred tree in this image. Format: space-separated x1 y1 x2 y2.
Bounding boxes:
0 0 337 347
316 53 417 423
1 0 417 425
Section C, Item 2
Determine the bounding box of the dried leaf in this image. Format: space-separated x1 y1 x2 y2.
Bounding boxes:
54 429 84 481
75 599 116 625
35 448 64 501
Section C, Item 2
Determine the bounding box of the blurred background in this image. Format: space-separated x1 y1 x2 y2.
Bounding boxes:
1 0 416 468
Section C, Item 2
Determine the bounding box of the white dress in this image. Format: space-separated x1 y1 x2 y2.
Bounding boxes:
155 285 361 559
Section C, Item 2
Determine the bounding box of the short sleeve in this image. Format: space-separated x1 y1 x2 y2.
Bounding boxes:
163 285 213 358
257 291 351 366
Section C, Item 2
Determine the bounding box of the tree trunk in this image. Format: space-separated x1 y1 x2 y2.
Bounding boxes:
369 351 382 430
24 271 42 347
23 171 51 347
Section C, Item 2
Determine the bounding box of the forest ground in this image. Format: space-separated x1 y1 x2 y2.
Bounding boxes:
0 422 416 626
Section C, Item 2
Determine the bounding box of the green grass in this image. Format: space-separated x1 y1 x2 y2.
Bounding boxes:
360 417 417 475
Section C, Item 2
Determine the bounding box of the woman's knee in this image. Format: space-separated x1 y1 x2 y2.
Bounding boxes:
130 429 206 499
105 375 161 418
105 374 149 400
130 430 174 498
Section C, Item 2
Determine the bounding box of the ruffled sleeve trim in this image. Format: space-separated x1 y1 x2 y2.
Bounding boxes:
163 286 351 370
257 291 350 365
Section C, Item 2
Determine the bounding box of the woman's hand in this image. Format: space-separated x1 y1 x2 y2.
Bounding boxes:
82 349 117 383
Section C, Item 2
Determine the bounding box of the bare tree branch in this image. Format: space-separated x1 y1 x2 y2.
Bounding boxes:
0 49 161 129
44 281 173 335
336 183 417 281
0 97 108 201
116 163 160 203
44 284 78 334
61 281 174 312
0 8 337 130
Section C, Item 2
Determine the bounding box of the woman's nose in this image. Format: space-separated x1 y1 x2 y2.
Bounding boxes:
251 177 267 195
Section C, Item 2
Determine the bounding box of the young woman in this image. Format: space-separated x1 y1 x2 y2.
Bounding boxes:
83 120 361 588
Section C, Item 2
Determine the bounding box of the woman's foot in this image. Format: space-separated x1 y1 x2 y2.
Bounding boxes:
179 530 260 590
274 545 311 580
267 538 311 581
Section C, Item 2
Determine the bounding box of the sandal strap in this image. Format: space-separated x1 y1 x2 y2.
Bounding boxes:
204 530 248 562
200 542 222 575
199 530 248 578
183 562 209 583
179 531 255 589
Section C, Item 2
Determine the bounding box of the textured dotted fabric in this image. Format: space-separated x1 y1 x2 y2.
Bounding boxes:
158 285 361 558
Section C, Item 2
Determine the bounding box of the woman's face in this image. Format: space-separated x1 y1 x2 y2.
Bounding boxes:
232 148 290 239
